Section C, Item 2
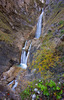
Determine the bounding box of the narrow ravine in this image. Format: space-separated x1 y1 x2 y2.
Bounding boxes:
3 9 44 92
0 0 64 99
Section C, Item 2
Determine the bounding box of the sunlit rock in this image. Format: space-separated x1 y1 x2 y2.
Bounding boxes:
3 67 15 79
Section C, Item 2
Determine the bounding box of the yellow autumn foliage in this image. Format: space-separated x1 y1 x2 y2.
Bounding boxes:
31 33 60 74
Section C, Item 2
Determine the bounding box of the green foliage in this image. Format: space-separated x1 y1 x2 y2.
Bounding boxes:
20 88 30 100
36 95 39 99
58 20 64 25
32 32 59 74
48 80 56 87
56 86 60 90
61 29 64 33
20 80 63 100
62 74 64 77
60 57 64 62
43 90 49 96
56 95 61 99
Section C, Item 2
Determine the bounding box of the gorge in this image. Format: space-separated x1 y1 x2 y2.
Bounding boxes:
0 0 64 100
7 8 44 91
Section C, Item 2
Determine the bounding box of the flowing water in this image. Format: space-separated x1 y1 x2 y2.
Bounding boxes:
8 41 32 91
12 80 18 91
20 41 27 65
20 41 32 69
8 9 44 91
35 9 44 38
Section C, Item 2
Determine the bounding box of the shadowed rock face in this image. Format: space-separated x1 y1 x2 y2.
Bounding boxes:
0 41 19 74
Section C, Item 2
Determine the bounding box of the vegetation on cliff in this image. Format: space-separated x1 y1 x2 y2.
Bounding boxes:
20 1 64 99
0 0 64 100
20 79 64 100
29 0 64 79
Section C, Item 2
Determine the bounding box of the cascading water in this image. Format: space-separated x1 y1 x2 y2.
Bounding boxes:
20 41 32 69
8 8 44 91
20 41 27 65
8 41 32 91
35 9 44 38
12 80 18 91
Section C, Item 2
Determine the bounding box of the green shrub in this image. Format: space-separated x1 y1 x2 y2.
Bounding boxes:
58 20 64 25
61 29 64 33
20 80 63 100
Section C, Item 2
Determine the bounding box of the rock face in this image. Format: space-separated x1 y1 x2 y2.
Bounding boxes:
0 0 64 99
0 0 42 30
0 0 44 74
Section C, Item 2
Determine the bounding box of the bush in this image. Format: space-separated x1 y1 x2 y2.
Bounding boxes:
20 80 63 100
61 30 64 33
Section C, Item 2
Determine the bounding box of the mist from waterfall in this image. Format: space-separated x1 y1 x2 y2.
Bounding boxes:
35 9 44 38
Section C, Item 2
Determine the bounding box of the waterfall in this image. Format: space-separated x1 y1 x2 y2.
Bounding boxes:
20 41 32 69
12 80 18 91
20 41 27 64
8 41 32 91
35 9 44 38
7 9 44 91
25 42 32 64
8 80 14 86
